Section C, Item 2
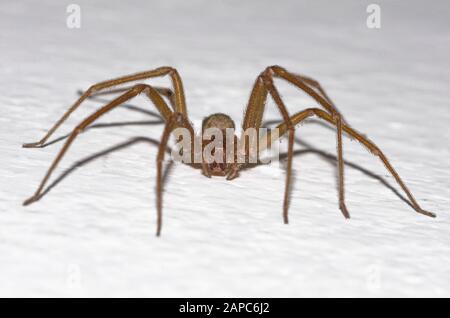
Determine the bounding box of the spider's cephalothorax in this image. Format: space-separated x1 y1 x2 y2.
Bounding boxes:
22 65 436 236
201 113 238 177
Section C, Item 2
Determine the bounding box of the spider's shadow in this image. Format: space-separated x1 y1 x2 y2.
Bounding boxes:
32 93 412 209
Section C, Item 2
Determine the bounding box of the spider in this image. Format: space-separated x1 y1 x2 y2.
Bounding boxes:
22 65 436 236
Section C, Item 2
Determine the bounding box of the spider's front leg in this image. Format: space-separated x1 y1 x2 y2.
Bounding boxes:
23 84 173 206
262 66 351 219
77 85 177 111
155 112 196 236
238 72 295 223
23 66 186 148
239 66 351 222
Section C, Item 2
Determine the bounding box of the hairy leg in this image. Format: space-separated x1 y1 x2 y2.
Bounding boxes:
23 84 173 205
261 76 296 224
242 76 269 131
241 67 349 220
264 65 349 218
156 112 195 236
267 107 435 218
242 66 345 130
78 85 176 110
239 71 302 222
264 65 342 117
23 66 185 148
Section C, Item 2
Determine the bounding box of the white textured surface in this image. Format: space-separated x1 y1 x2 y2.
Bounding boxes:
1 0 449 297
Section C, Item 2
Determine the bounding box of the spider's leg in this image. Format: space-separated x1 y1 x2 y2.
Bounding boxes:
290 73 348 125
23 84 173 206
223 75 268 179
239 72 295 222
156 113 195 236
242 75 269 131
335 114 350 218
241 68 343 129
263 65 350 218
260 76 295 224
78 85 176 110
264 65 341 118
23 66 186 148
270 108 436 218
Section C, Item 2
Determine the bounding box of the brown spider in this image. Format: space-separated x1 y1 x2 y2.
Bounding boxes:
22 65 436 236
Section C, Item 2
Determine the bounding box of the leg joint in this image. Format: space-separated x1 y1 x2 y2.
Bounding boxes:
73 126 84 134
132 83 149 92
156 66 175 73
265 65 284 74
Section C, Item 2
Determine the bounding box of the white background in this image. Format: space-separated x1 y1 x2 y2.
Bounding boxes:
1 0 449 297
